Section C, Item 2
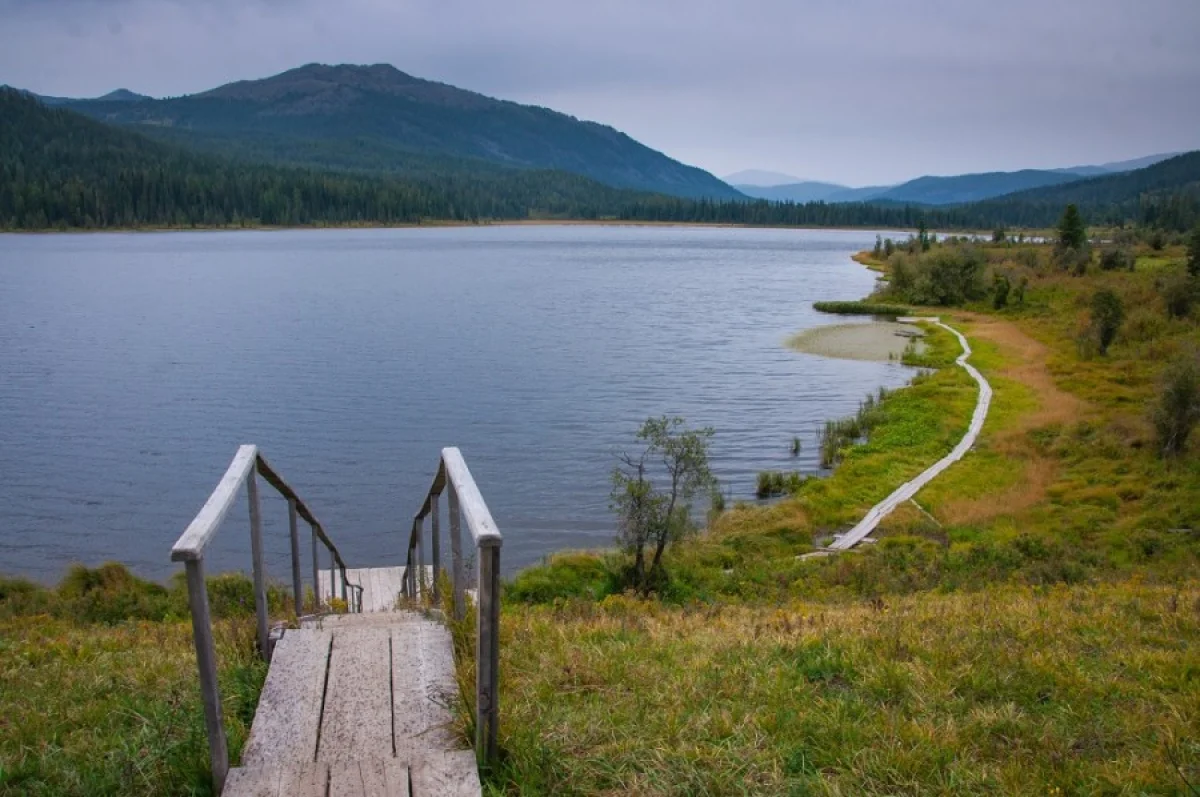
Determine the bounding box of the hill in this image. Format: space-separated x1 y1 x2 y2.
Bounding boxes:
872 168 1084 205
48 63 741 200
723 169 802 186
977 150 1200 228
733 180 858 202
0 88 663 229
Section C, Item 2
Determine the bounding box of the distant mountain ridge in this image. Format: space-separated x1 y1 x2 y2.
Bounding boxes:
43 63 741 200
731 152 1185 205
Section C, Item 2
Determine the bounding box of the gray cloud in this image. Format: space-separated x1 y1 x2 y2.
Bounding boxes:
2 0 1198 184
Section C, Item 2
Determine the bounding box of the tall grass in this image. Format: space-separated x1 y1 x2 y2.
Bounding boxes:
0 565 270 796
819 387 892 468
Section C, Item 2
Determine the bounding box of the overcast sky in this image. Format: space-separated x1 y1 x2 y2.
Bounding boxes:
2 0 1198 185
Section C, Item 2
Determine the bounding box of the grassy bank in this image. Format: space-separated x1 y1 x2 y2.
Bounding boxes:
493 236 1200 793
494 583 1198 795
0 565 276 796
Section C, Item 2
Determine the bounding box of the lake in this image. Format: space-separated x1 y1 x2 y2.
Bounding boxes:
0 225 916 584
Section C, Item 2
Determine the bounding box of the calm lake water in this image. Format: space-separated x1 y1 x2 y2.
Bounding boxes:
0 225 916 584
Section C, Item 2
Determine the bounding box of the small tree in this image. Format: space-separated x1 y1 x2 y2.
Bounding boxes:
1090 289 1124 355
1153 354 1200 457
1014 276 1029 306
1188 225 1200 278
611 417 716 591
918 219 932 252
992 227 1007 244
992 273 1011 309
1057 204 1087 251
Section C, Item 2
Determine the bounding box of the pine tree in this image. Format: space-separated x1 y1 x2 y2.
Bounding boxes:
1187 224 1200 278
1057 204 1087 251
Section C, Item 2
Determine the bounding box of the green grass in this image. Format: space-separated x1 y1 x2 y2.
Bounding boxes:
492 584 1200 795
0 565 279 796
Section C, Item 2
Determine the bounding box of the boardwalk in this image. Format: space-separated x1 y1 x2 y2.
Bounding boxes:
171 446 500 797
223 567 479 796
828 318 993 551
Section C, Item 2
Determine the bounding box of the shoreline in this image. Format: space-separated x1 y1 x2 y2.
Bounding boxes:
0 219 1008 236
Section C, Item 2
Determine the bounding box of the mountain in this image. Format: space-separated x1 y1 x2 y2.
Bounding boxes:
48 63 741 200
733 180 855 202
96 89 151 102
1005 151 1200 205
0 87 667 229
1054 152 1182 178
723 169 803 187
870 169 1085 205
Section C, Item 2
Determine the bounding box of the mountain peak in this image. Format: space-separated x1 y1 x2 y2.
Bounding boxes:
97 88 149 102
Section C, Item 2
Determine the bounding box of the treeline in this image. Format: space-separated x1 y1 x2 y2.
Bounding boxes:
0 88 653 229
3 87 1199 232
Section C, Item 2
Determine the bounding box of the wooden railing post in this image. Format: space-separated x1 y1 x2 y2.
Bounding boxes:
430 493 441 603
447 479 465 621
185 557 229 792
415 515 425 600
310 524 319 612
247 466 269 660
287 498 302 617
476 541 501 764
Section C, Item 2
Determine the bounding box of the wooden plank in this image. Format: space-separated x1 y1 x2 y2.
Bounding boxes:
171 445 256 561
320 628 394 764
374 567 400 612
393 621 459 761
441 448 501 546
372 568 391 612
410 750 480 797
278 762 328 797
329 761 410 797
240 629 330 767
222 766 281 797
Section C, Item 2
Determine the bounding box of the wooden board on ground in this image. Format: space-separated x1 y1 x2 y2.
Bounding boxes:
329 759 411 797
319 627 394 764
411 751 481 797
240 630 330 767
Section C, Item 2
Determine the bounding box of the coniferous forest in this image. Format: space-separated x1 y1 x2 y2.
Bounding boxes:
3 88 1199 232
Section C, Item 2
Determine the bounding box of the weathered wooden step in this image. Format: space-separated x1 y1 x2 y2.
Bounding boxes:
224 756 477 797
223 762 326 796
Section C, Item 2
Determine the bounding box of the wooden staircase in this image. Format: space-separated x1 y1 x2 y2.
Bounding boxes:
170 447 501 797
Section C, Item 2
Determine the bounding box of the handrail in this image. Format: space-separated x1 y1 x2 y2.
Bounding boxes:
170 445 363 793
403 447 502 765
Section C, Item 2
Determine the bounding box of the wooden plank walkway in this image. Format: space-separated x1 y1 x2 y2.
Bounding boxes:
318 566 435 613
225 567 480 797
828 318 993 551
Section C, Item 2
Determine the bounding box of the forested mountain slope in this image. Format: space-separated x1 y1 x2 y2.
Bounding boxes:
50 63 742 200
0 88 659 228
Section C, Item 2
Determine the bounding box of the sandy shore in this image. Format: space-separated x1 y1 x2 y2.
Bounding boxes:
787 321 925 362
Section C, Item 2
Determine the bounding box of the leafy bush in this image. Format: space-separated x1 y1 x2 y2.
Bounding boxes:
1160 274 1195 319
1153 353 1200 457
885 245 988 306
1090 289 1124 355
1098 247 1135 271
812 301 909 316
992 273 1010 309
